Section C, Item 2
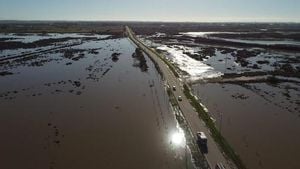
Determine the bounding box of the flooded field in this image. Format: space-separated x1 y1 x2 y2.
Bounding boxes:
192 83 300 169
0 34 194 169
136 23 300 169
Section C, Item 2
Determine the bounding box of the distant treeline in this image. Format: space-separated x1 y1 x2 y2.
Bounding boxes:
0 21 125 34
127 22 300 35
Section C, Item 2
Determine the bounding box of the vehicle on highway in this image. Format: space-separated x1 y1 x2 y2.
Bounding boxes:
178 96 182 101
172 85 176 91
215 163 226 169
197 131 208 153
197 132 207 145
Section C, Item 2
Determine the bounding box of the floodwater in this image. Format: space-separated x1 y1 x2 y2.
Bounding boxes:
0 35 194 169
143 31 300 169
221 38 300 46
180 32 300 46
192 83 300 169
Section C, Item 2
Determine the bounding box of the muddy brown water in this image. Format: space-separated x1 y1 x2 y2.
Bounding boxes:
0 36 194 169
192 83 300 169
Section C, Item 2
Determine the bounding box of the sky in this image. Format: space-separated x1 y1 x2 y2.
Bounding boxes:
0 0 299 22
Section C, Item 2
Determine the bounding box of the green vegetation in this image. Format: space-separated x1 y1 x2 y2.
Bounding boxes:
182 84 247 169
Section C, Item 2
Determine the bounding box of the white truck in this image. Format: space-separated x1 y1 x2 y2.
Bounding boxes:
196 132 207 145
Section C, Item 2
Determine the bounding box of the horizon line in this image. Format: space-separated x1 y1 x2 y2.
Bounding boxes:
0 19 299 24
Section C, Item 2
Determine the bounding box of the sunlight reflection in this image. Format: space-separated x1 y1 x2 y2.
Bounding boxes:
170 129 186 147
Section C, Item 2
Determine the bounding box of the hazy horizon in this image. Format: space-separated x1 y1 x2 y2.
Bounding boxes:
0 19 299 24
0 0 299 22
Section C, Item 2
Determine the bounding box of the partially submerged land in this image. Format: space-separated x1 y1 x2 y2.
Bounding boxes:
131 22 300 169
0 22 197 169
1 22 300 169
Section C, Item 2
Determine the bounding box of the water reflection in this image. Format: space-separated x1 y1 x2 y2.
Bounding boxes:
170 128 186 147
0 34 194 169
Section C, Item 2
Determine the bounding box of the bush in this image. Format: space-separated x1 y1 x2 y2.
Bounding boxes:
267 76 280 84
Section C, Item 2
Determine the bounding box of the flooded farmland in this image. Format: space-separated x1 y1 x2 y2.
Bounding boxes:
192 83 300 169
136 24 300 169
0 34 193 169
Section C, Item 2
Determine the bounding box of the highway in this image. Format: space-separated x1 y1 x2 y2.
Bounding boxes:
126 26 237 169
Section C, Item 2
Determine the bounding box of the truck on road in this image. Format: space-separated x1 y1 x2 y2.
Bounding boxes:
197 132 208 154
197 132 207 145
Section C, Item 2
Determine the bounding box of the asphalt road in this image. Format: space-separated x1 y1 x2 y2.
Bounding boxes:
126 26 237 169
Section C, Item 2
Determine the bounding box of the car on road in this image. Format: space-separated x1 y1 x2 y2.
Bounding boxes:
178 96 182 101
172 86 176 91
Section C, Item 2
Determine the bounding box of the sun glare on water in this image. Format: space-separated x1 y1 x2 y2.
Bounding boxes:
171 130 186 146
